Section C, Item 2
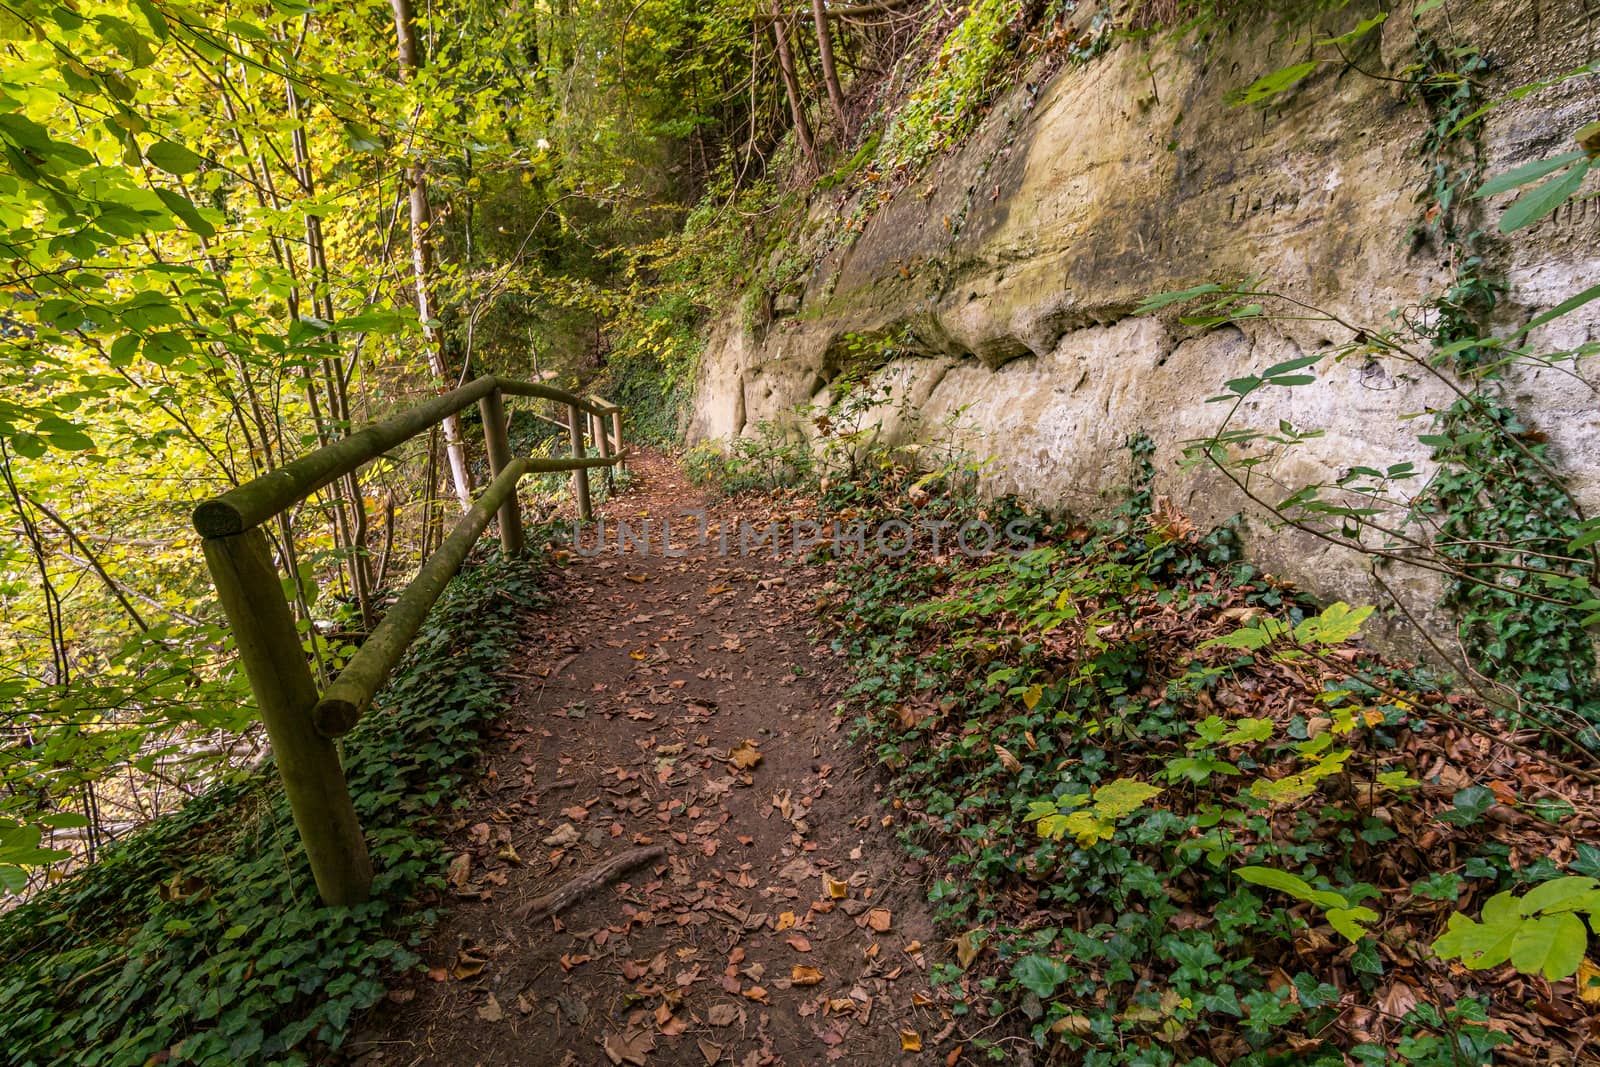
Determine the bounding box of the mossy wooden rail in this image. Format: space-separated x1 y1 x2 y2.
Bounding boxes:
193 375 625 906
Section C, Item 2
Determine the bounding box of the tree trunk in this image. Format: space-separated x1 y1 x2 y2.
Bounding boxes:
390 0 475 512
768 0 819 175
810 0 850 139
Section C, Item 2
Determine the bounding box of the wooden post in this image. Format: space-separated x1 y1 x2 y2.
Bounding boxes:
610 410 624 474
477 388 523 557
568 403 592 521
593 409 614 493
201 527 373 906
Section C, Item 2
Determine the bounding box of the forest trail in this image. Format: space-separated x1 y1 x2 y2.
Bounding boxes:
347 452 946 1067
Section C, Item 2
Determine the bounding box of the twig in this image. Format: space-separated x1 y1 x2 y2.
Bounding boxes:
514 845 665 920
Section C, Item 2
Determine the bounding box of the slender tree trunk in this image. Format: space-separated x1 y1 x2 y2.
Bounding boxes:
390 0 475 512
768 0 819 175
810 0 850 139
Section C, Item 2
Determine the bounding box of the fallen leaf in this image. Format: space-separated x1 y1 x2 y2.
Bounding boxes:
786 934 812 952
791 965 824 986
707 1002 740 1026
1581 958 1600 1005
728 740 763 770
993 744 1023 774
825 876 849 900
447 852 471 888
900 1030 923 1052
867 908 892 933
697 1038 723 1065
776 911 797 931
603 1028 655 1066
954 928 984 969
451 950 487 980
477 993 504 1022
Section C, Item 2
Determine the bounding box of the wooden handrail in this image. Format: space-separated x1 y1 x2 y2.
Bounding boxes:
194 374 615 536
192 374 626 906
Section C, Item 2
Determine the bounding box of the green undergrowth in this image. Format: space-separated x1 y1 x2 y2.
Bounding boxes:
810 442 1584 1065
0 553 548 1066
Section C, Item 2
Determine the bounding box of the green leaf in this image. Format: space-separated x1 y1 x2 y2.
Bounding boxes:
1499 161 1590 234
1474 150 1588 199
1513 282 1600 340
1011 954 1070 998
1259 353 1324 379
1135 283 1223 314
146 139 205 175
1091 778 1162 819
1509 912 1587 980
1326 905 1378 943
1235 865 1348 909
1229 61 1319 107
1519 877 1600 916
37 812 91 829
0 864 24 894
1433 912 1518 970
154 188 216 237
1314 12 1386 49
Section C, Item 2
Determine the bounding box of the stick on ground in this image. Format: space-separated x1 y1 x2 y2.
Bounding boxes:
516 845 666 920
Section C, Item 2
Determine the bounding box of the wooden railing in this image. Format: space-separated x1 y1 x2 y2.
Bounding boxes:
192 375 625 906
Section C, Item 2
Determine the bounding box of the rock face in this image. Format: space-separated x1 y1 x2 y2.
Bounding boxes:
689 0 1600 651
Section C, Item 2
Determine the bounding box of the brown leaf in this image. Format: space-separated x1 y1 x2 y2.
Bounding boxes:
866 908 892 933
450 950 487 980
476 993 504 1022
447 852 471 888
786 934 812 952
603 1028 655 1066
728 740 763 770
707 1002 740 1026
697 1038 724 1065
993 744 1022 775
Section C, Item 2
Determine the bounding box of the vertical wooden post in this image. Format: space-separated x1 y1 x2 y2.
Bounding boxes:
611 410 625 475
477 388 523 557
567 403 592 521
202 527 373 906
593 409 614 493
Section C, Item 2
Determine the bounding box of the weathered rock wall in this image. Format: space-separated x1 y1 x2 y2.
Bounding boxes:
689 0 1600 650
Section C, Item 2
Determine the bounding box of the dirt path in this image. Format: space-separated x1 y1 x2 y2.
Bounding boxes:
348 452 945 1067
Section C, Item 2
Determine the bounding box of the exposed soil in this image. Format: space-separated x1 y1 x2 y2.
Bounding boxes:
345 452 948 1067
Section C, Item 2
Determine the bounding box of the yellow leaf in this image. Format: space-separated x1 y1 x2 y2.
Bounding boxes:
1579 958 1600 1004
900 1030 922 1052
825 876 849 900
729 740 762 770
955 927 984 969
791 965 824 986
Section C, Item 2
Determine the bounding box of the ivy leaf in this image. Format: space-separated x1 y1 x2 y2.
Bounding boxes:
1011 955 1070 999
1437 785 1496 827
146 139 205 175
1498 161 1590 233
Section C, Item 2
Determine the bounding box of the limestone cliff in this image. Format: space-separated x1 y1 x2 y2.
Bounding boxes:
688 0 1599 650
